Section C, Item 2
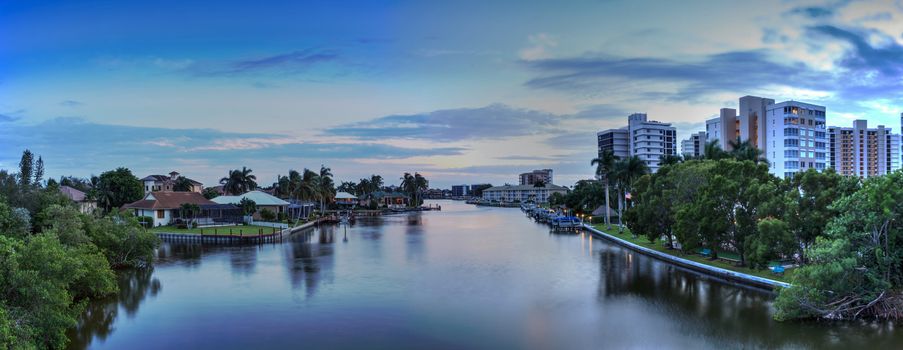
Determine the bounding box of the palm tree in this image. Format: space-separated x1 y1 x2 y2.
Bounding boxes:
728 137 768 165
173 176 194 192
220 167 257 195
704 139 728 160
318 165 335 213
400 173 416 207
591 149 620 229
370 174 384 192
612 156 649 233
659 154 683 167
413 173 429 206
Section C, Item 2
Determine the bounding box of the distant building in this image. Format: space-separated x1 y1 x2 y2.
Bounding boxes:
597 113 676 173
469 184 493 197
481 184 568 204
451 184 469 197
680 131 706 158
59 185 97 214
518 169 553 186
766 101 828 178
829 120 901 178
141 171 203 193
212 190 290 220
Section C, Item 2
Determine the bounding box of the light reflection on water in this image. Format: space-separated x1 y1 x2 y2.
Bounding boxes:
69 200 903 349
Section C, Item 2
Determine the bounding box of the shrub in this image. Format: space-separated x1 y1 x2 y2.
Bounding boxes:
176 223 187 229
136 216 154 227
259 208 276 221
277 212 287 222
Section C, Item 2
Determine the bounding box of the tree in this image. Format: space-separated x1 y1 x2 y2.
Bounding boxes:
172 176 195 192
592 149 620 229
728 137 768 165
413 173 429 206
202 187 220 199
17 150 34 187
317 165 335 213
337 181 357 195
658 154 683 167
470 184 493 198
259 208 276 221
179 203 201 226
782 168 859 263
240 198 257 216
33 156 44 187
611 156 649 233
533 179 546 187
219 167 257 195
703 139 728 160
94 168 143 213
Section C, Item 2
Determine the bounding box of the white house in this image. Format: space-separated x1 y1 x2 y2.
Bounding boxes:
123 191 216 227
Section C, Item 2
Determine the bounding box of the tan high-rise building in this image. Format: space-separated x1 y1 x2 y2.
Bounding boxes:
704 96 774 152
828 120 901 178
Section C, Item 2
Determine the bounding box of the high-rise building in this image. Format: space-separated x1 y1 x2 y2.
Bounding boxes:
828 120 901 178
766 101 828 178
704 96 775 152
518 169 553 185
596 128 630 160
680 131 706 158
705 116 721 148
597 113 677 173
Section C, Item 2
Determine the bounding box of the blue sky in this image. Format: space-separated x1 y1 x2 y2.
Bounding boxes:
2 0 903 187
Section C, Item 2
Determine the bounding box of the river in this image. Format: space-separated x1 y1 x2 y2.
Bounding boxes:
68 200 903 349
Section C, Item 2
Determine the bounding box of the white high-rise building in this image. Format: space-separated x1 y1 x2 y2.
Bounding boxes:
680 131 706 158
597 113 677 173
829 120 901 178
766 101 828 178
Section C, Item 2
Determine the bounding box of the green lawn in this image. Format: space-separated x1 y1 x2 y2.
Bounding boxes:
590 224 793 283
148 225 282 236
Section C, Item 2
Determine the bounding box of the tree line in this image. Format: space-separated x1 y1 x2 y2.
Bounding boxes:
579 139 903 321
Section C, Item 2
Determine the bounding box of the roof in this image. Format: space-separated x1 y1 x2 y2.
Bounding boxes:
484 184 568 192
211 190 290 206
335 192 357 199
140 174 202 185
592 205 619 217
123 191 216 210
369 191 409 199
60 186 89 202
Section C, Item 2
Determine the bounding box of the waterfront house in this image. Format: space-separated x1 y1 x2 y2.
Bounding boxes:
59 185 97 214
365 191 409 209
211 190 289 219
123 191 217 227
335 192 358 207
481 184 568 204
141 171 203 193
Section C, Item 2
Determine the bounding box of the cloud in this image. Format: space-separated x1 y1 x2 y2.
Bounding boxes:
787 6 835 18
326 104 565 142
0 114 19 122
519 33 558 61
0 118 465 181
807 24 903 99
186 48 340 76
59 100 83 107
524 50 831 101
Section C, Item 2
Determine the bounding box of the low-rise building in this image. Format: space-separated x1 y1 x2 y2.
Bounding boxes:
481 184 568 204
59 185 97 214
211 190 290 219
141 171 203 193
123 191 217 227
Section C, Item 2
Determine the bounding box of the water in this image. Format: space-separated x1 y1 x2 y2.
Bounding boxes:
69 200 903 349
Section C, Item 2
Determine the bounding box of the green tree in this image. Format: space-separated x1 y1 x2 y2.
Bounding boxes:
611 156 649 233
219 167 257 195
202 187 220 199
746 218 795 269
592 149 620 229
17 150 34 188
172 176 195 192
703 139 728 160
318 165 335 212
240 198 257 216
33 156 44 187
94 168 143 212
782 168 859 263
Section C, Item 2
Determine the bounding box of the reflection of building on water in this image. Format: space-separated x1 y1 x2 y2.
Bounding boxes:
283 229 336 299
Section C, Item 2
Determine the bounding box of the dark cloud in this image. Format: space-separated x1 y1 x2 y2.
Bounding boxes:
523 50 826 101
188 48 340 76
808 25 903 99
59 100 82 107
788 6 834 18
326 104 564 142
0 114 19 122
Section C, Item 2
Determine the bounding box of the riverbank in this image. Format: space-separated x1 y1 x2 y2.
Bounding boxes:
583 224 791 291
153 218 325 244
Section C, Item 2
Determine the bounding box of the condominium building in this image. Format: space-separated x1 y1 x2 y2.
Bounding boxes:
828 120 901 178
451 185 469 197
481 184 569 204
766 101 828 178
519 169 553 186
705 96 775 151
597 113 677 173
680 131 706 158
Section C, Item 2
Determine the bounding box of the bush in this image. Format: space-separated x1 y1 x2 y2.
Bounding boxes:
191 221 198 228
277 212 287 222
176 223 187 229
259 208 276 221
136 216 154 227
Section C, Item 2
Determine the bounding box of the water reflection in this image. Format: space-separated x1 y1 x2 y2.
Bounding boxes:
67 268 161 350
284 229 334 298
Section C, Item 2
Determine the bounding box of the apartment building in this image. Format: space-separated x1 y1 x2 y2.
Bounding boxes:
598 113 677 173
766 101 828 178
519 169 553 186
828 120 901 178
680 131 706 158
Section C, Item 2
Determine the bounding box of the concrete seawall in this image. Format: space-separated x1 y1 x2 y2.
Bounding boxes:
156 218 324 244
582 224 790 292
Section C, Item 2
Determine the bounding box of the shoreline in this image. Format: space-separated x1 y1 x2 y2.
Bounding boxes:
582 224 790 292
154 218 325 244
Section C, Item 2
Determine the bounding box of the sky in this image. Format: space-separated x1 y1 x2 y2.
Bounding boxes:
2 0 903 188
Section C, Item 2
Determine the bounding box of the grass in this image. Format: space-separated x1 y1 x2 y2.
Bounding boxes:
590 224 793 283
148 224 282 236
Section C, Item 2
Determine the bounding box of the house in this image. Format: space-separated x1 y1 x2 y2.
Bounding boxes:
335 192 358 207
141 171 203 193
365 191 409 209
59 186 97 214
123 191 217 227
211 190 289 220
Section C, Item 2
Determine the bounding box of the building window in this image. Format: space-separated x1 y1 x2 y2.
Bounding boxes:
156 210 165 219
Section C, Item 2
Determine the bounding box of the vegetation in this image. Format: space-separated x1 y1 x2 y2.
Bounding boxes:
469 183 493 198
93 168 143 213
0 150 159 349
219 167 257 195
400 172 429 207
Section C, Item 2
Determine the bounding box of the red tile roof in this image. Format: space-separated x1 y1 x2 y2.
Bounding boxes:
123 191 215 210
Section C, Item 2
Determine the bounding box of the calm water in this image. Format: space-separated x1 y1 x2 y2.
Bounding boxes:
69 200 903 349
